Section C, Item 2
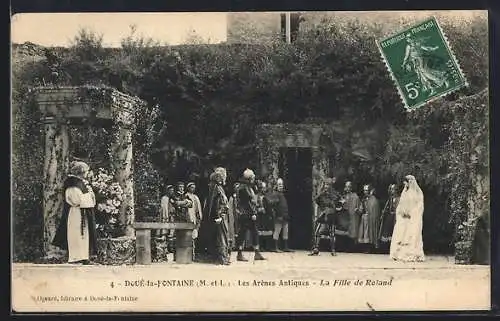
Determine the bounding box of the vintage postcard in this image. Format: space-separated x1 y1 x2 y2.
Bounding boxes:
11 11 490 313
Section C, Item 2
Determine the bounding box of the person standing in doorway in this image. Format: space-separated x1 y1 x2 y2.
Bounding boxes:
358 184 381 253
235 169 266 262
378 184 399 252
269 178 294 253
53 161 98 265
343 181 362 252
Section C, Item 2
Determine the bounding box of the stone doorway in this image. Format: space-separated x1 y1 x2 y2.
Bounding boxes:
278 147 313 249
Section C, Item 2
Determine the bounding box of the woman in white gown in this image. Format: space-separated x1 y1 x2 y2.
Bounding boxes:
390 175 425 262
53 161 98 264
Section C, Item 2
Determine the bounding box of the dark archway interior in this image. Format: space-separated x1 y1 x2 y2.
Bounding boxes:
279 147 313 250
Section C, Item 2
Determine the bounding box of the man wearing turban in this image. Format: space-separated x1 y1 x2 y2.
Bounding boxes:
235 168 266 262
198 167 231 265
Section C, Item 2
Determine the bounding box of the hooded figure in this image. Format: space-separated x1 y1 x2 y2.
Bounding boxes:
52 161 98 264
390 175 425 262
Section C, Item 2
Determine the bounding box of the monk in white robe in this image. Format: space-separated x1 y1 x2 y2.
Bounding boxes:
53 161 97 264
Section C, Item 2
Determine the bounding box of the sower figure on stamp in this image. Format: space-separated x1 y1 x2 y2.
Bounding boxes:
378 184 399 252
358 184 381 253
235 169 266 262
269 178 293 253
310 177 340 256
186 182 202 261
402 33 449 96
53 161 98 265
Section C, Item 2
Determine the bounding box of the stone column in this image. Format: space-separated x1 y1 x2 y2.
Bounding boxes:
111 125 135 237
42 116 70 256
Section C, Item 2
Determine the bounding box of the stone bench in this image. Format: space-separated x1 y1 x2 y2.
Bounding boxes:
133 222 195 265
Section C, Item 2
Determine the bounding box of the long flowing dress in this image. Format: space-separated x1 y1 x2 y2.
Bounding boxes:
53 175 98 263
358 195 381 247
390 182 425 262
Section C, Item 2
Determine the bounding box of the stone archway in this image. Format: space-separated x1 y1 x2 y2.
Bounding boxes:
256 124 331 248
34 85 145 257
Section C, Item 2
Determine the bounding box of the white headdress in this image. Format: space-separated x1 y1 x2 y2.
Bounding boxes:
243 168 255 179
397 174 424 217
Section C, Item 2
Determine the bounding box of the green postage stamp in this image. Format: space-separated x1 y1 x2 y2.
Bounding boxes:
376 17 468 111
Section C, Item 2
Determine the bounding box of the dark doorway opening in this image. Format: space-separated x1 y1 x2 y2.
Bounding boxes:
278 147 313 250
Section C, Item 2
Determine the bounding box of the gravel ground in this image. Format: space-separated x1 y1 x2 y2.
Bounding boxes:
12 252 490 312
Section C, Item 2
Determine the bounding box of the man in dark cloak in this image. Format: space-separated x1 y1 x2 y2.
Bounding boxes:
378 184 399 252
198 167 231 265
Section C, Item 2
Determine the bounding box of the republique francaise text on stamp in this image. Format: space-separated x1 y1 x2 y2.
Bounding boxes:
376 17 468 111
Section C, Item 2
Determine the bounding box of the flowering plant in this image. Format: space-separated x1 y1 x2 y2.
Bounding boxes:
88 168 124 238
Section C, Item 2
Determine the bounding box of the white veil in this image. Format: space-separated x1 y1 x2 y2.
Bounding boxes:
396 175 423 216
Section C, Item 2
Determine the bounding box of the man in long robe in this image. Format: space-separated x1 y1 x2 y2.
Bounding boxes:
343 181 362 251
53 161 98 264
200 168 231 265
378 184 399 251
358 184 381 253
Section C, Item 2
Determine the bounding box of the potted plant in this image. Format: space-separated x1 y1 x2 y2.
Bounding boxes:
89 168 135 265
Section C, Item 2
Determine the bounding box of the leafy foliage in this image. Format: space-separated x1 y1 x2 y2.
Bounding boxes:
89 168 124 238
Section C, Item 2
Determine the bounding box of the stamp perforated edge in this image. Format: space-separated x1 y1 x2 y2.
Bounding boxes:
375 16 469 112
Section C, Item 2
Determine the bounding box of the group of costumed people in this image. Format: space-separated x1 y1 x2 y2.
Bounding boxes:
310 174 425 262
50 161 488 266
196 167 269 265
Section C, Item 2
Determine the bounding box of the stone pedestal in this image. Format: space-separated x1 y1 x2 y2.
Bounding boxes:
96 237 136 265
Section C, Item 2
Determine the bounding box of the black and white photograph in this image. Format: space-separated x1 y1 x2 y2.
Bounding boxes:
11 11 490 312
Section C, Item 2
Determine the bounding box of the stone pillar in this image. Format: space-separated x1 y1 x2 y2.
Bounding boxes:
42 116 70 256
111 125 135 237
